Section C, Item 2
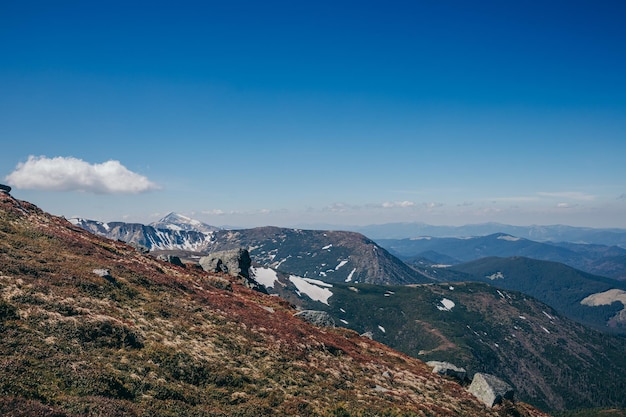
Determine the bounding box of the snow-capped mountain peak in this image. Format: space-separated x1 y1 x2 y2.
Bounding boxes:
150 212 220 233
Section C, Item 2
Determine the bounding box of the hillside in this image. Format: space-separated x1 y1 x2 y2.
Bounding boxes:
0 192 548 416
272 278 626 413
449 257 626 333
73 218 431 286
377 234 626 280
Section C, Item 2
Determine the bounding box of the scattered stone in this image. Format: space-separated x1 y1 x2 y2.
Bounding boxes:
468 372 514 407
92 269 117 285
427 361 467 382
92 269 111 278
129 242 149 253
294 310 336 327
156 254 185 267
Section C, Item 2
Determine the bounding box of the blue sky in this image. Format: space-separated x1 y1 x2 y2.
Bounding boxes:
2 1 626 228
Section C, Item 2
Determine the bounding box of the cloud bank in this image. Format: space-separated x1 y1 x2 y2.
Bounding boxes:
5 156 160 194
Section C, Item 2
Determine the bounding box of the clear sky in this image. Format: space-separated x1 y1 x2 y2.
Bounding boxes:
2 0 626 228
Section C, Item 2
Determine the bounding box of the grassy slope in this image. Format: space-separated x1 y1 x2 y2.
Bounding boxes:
0 193 547 417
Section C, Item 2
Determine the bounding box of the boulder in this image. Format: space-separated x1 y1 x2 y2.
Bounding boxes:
468 372 514 407
426 361 467 382
156 254 185 268
199 249 251 279
129 242 149 254
294 310 336 327
199 249 267 292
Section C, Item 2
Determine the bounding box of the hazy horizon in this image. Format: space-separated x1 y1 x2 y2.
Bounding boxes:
3 1 625 228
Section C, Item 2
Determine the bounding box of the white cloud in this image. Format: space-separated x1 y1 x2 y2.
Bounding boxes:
382 201 415 208
323 203 356 213
5 156 160 194
203 209 227 216
538 191 595 201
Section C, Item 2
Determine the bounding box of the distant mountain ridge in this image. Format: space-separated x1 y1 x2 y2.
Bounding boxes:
448 256 626 333
377 233 626 280
149 212 221 233
71 217 431 286
69 217 215 251
348 222 626 247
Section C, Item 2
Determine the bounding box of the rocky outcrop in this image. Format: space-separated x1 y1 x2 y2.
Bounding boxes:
199 249 267 292
294 310 336 327
426 361 467 382
200 249 251 279
156 254 185 268
0 184 11 194
129 242 149 253
468 372 514 407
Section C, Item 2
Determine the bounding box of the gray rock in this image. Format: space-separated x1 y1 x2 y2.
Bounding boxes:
156 254 185 268
92 269 111 278
199 249 267 292
294 310 336 327
468 372 514 407
0 184 11 194
426 361 467 381
199 249 251 279
129 242 149 253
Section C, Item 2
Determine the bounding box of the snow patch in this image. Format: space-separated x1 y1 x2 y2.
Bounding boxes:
345 268 357 283
498 235 521 241
486 271 505 280
581 289 626 307
251 267 278 289
322 244 333 250
288 275 333 305
437 298 455 311
335 260 348 270
378 325 386 333
340 319 349 325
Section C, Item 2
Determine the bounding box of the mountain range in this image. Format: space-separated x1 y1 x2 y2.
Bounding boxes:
0 192 549 416
71 216 431 286
377 233 626 281
349 222 626 247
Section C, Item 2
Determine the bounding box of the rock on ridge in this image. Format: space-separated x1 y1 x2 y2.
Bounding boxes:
468 372 514 407
199 248 266 292
294 310 336 327
427 361 467 382
199 248 251 278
